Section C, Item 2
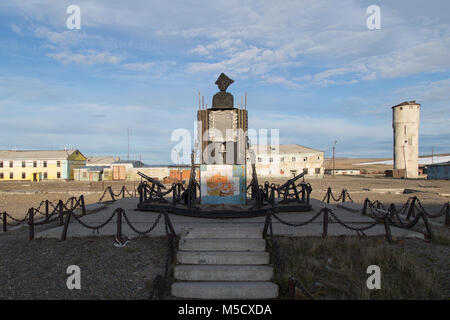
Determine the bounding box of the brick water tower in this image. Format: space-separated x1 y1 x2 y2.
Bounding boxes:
392 101 420 178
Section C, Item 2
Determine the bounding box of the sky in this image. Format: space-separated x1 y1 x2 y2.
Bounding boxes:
0 0 449 164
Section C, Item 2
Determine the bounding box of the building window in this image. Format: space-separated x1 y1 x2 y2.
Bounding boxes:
83 172 87 178
0 173 3 179
43 172 48 179
33 161 37 167
57 161 61 167
269 157 273 163
9 161 13 168
0 161 3 168
317 156 320 160
43 161 47 168
258 157 262 163
22 172 26 179
303 168 308 174
57 172 61 179
9 172 13 179
292 157 296 162
304 157 308 161
22 161 26 167
280 157 284 162
315 168 321 174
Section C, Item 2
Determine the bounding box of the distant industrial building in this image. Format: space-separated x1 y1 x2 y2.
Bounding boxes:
86 156 120 166
426 162 450 180
248 144 324 178
324 169 361 176
0 149 86 181
392 101 420 178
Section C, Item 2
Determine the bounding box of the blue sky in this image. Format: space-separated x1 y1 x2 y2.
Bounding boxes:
0 0 449 164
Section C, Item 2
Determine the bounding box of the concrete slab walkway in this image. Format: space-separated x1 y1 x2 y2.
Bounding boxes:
35 198 423 240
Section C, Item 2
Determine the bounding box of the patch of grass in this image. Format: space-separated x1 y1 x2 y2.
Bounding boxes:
431 226 450 246
274 236 442 299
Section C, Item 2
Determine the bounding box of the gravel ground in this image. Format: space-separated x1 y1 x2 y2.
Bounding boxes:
0 235 167 300
0 177 448 300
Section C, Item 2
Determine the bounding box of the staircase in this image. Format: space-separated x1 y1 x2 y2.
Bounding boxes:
171 225 279 299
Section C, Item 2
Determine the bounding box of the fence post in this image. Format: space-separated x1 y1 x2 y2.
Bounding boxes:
342 189 346 203
116 209 123 243
163 210 176 237
420 213 434 241
80 195 86 216
406 197 416 220
383 217 393 243
445 203 449 227
326 187 331 203
2 212 7 232
61 210 72 241
362 199 368 215
122 186 125 199
263 211 271 238
28 208 34 240
45 200 49 220
322 209 328 238
70 197 75 210
59 200 64 226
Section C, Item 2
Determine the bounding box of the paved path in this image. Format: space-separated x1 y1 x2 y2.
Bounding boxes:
35 198 423 240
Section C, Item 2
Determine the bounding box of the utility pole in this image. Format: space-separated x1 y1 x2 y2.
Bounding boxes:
431 146 434 164
332 140 337 177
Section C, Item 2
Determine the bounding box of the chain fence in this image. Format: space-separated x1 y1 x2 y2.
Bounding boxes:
1 185 137 234
263 192 449 299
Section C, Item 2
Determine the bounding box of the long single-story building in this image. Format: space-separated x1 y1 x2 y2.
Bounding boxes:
426 162 450 180
0 149 86 181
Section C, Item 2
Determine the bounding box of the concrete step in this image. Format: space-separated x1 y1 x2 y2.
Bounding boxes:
172 281 279 299
177 251 270 265
179 238 266 251
183 226 262 239
174 265 274 281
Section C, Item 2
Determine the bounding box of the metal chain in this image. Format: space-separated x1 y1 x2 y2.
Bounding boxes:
122 211 162 235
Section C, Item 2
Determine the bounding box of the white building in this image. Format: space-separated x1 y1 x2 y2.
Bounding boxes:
248 144 324 178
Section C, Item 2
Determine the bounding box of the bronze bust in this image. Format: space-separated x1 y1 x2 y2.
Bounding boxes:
212 73 234 109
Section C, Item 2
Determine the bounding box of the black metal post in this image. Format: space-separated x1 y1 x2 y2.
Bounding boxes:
28 208 34 240
326 187 331 203
61 210 72 241
322 209 328 238
80 195 86 216
116 209 123 243
45 200 49 220
2 211 7 232
362 199 368 215
406 197 417 220
59 200 64 226
420 213 434 241
342 189 346 203
445 202 449 227
383 217 393 243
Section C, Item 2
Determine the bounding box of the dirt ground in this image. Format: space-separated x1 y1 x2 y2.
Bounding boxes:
1 176 449 220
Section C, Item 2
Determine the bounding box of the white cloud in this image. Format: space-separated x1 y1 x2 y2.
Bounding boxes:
47 50 122 65
10 23 23 36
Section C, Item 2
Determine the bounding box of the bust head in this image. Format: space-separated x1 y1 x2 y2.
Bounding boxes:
215 73 234 92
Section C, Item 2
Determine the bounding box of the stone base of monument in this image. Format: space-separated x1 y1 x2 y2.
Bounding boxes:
171 225 279 299
137 199 312 218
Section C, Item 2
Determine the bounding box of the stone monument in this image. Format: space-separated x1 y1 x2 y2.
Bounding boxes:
197 73 248 204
